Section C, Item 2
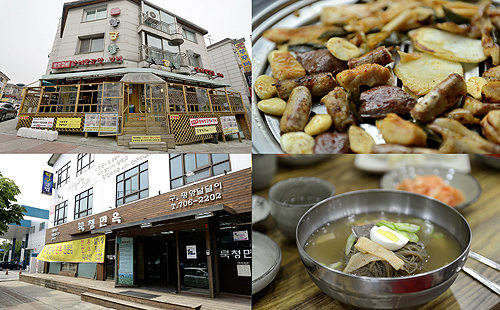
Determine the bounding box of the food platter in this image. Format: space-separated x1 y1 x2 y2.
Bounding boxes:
252 0 500 154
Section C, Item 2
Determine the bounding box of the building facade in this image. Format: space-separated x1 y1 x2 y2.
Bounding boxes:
38 154 251 297
207 38 252 116
0 71 9 99
16 0 250 147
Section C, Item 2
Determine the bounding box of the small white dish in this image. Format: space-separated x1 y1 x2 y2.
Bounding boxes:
355 154 471 173
252 231 281 295
252 195 270 225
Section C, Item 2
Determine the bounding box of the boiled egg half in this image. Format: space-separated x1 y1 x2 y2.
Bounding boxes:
370 225 409 251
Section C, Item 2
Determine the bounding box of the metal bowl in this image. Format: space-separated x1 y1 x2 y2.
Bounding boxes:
296 189 471 309
379 165 482 209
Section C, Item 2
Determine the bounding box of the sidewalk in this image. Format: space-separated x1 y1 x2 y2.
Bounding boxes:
0 118 251 153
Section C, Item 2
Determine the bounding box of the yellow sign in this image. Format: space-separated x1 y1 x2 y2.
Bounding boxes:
195 126 217 135
56 118 81 128
37 235 105 263
235 41 252 72
131 136 161 142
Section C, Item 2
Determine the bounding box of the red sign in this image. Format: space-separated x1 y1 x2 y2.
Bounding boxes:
190 117 218 127
110 7 121 16
194 67 224 78
52 61 72 69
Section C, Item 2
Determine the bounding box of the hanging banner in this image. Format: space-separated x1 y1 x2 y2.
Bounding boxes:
117 237 134 285
235 41 252 72
56 118 81 129
195 126 217 135
36 235 105 263
41 171 53 195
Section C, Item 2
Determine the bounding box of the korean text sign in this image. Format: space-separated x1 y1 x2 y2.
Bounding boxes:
36 235 105 263
41 171 53 195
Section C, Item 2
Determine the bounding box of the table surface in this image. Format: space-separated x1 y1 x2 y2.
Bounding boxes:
252 155 500 310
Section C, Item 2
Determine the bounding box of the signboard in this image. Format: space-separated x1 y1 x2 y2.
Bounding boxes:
237 262 251 277
56 118 81 129
220 116 239 135
235 41 252 72
52 56 123 69
52 61 72 69
187 245 197 259
32 118 54 128
170 115 180 120
84 113 118 132
41 171 53 195
36 235 105 263
195 126 217 135
131 136 161 142
189 117 218 127
117 237 134 285
233 230 249 241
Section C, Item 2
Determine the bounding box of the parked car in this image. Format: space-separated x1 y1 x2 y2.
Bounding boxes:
0 261 21 270
0 103 17 121
183 267 209 288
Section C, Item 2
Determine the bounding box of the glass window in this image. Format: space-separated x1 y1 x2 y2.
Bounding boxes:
183 29 197 43
56 161 71 189
116 161 149 206
75 188 93 219
85 7 107 21
77 154 94 176
54 201 68 226
160 11 175 24
162 39 178 53
147 34 163 50
79 36 105 53
39 222 45 231
143 3 159 15
169 154 231 189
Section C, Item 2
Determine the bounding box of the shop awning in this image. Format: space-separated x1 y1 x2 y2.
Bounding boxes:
120 72 165 84
36 235 105 263
91 204 234 234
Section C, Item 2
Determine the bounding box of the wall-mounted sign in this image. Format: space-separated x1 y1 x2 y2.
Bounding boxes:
108 44 119 55
84 113 118 132
131 136 161 142
195 126 217 135
41 171 53 196
193 67 224 78
220 116 238 135
37 235 105 263
220 248 252 260
169 181 223 210
110 7 121 16
109 18 120 27
52 56 123 69
235 41 252 72
77 212 121 232
190 117 218 127
187 245 197 259
109 31 119 41
170 115 180 120
31 117 54 128
56 118 81 129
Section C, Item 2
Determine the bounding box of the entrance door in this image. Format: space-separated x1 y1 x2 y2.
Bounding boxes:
144 84 169 134
141 237 177 291
178 228 209 294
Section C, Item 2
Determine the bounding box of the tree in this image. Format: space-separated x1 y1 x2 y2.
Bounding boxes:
0 172 26 235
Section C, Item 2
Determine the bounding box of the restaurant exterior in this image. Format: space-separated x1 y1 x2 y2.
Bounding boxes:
37 154 252 297
16 0 250 147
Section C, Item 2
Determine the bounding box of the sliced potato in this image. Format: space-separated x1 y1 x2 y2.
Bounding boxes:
280 132 315 154
348 125 375 154
466 76 487 100
377 113 427 147
304 114 333 136
254 75 277 100
394 52 463 96
257 98 286 116
326 37 361 61
409 27 487 63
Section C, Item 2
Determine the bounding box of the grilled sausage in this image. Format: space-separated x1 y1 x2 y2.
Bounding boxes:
321 87 358 133
276 72 338 100
280 86 312 133
348 46 394 69
410 73 467 123
314 132 351 154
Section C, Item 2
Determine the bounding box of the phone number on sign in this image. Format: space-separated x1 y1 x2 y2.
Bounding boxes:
172 192 222 209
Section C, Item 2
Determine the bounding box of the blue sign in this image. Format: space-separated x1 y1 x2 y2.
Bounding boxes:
41 171 53 195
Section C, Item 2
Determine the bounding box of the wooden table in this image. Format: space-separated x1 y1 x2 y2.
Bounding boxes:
252 155 500 310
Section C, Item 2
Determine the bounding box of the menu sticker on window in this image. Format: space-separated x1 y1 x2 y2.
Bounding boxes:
187 245 197 259
237 262 251 277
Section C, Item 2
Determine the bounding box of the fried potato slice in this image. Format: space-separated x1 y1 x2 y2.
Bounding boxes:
409 27 487 63
394 52 463 96
349 125 376 154
280 132 315 154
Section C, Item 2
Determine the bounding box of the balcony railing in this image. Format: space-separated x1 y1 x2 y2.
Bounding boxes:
141 45 196 68
140 13 183 36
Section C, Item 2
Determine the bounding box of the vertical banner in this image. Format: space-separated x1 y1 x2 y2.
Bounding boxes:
117 237 134 285
41 171 53 195
234 40 252 72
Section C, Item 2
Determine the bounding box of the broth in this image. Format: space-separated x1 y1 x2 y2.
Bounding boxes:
304 212 462 275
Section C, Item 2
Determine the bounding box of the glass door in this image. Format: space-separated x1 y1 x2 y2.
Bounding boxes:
178 228 209 294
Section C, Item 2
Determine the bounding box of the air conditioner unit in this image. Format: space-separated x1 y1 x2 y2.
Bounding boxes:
145 11 159 22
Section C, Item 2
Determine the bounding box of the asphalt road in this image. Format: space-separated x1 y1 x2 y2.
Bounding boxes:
0 117 251 154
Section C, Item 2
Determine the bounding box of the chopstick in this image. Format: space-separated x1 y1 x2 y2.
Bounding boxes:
462 251 500 296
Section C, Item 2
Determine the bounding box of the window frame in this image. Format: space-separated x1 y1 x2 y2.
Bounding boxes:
78 36 105 54
54 200 68 226
56 161 71 189
183 28 197 43
169 154 231 189
74 188 93 220
76 154 94 176
39 222 45 231
116 161 149 207
84 7 107 22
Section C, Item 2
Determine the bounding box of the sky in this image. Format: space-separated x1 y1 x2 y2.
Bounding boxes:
0 0 251 85
0 155 53 210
